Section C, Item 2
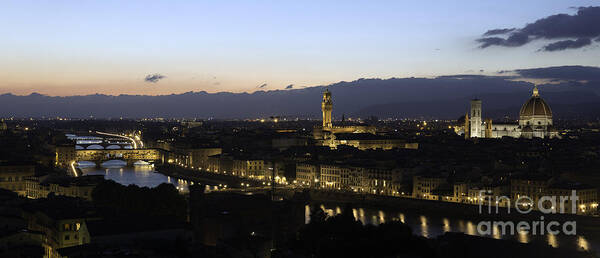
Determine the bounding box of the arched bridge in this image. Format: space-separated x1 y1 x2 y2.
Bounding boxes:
75 149 164 167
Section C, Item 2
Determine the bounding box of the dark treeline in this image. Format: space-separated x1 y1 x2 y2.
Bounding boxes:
91 180 187 221
289 205 595 258
291 205 436 258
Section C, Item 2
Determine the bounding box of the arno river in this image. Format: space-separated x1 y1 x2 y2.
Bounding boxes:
79 161 190 191
80 163 596 254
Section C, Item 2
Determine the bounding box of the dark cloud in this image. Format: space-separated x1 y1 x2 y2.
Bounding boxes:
476 37 504 48
514 65 600 80
144 74 166 83
477 6 600 51
285 84 294 89
477 32 531 48
520 7 600 38
541 38 592 51
483 28 516 36
257 83 267 88
436 74 513 80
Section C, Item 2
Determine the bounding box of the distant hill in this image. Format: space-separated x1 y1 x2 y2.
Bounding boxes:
1 75 599 119
356 90 600 119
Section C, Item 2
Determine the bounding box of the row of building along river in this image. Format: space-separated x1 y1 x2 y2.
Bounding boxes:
79 162 596 254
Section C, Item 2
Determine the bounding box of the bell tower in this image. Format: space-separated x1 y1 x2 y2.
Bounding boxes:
322 89 333 128
470 99 482 138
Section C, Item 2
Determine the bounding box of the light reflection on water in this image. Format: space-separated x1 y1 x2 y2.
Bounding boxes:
306 204 596 253
548 233 558 248
305 205 311 224
579 236 589 251
79 165 190 191
466 221 476 236
518 230 529 244
358 208 366 224
442 218 450 233
379 211 386 224
492 225 501 240
75 165 597 254
420 216 429 237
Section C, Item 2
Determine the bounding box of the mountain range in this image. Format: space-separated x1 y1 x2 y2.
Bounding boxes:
2 66 600 120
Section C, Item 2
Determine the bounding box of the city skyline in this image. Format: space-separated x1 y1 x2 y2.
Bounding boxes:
1 1 600 96
2 2 600 257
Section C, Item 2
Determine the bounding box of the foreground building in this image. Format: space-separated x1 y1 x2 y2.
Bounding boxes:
511 176 598 215
205 154 267 179
0 163 35 196
413 174 598 215
25 175 103 201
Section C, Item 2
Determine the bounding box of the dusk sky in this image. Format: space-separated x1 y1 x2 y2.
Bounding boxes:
1 1 599 96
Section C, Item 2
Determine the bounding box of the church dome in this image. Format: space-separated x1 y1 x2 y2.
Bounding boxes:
519 86 552 118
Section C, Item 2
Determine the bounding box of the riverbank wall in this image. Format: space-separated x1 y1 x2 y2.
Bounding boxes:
156 164 600 240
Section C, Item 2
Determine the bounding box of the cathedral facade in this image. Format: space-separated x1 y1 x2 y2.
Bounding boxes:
460 86 559 139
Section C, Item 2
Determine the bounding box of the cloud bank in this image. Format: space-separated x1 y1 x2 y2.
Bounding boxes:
514 65 600 81
477 6 600 51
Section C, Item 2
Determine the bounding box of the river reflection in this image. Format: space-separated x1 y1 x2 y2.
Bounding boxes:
75 164 597 254
78 163 231 194
79 164 191 191
306 204 597 253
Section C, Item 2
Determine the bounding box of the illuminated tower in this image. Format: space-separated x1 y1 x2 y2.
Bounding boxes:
322 89 333 128
485 118 493 138
470 99 482 138
464 113 470 139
